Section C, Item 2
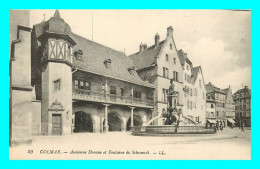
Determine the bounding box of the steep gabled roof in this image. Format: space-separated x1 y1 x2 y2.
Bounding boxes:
191 66 200 84
233 86 251 99
128 41 164 69
205 82 226 94
177 49 193 68
33 12 154 88
71 33 154 88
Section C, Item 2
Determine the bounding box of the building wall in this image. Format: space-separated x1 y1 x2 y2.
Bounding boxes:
207 91 227 126
73 72 154 100
225 88 235 118
206 101 215 118
192 69 206 124
234 95 251 126
155 34 184 124
10 10 33 146
41 62 73 135
31 100 41 135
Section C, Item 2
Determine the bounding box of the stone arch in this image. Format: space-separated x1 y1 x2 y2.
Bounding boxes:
107 112 124 131
73 111 94 133
126 114 143 131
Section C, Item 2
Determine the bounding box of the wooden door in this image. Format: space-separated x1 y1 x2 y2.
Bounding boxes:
52 114 62 135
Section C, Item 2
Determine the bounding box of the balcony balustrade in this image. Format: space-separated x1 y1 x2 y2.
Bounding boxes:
72 89 154 108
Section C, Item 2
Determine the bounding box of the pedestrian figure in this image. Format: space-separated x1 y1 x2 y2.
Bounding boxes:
241 122 245 132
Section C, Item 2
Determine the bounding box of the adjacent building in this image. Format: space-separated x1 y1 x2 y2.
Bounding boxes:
205 82 227 127
223 86 236 127
205 95 216 127
10 10 34 146
129 27 206 125
233 86 251 127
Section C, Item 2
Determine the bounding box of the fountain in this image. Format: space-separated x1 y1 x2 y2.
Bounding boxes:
132 79 217 136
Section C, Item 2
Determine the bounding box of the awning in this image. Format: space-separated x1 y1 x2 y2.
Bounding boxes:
227 118 236 123
207 119 217 124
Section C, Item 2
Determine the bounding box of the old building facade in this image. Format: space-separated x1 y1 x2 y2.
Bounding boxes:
223 86 236 127
233 86 251 127
13 10 156 136
205 96 216 127
129 27 206 125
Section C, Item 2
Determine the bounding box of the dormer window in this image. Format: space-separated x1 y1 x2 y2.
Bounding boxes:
128 66 136 75
104 59 112 69
74 49 83 61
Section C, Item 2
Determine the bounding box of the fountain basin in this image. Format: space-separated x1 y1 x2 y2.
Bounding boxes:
131 125 216 136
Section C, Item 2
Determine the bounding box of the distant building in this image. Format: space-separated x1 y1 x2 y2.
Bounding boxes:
129 27 206 125
205 95 216 128
205 82 227 128
233 86 251 127
223 86 236 127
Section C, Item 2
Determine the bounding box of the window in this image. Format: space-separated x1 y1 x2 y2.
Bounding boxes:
211 104 214 108
134 90 142 99
170 43 172 50
110 86 116 95
119 88 124 96
163 67 169 78
190 102 193 110
79 81 84 89
216 111 219 117
190 89 192 96
54 79 61 91
194 88 197 96
186 65 189 70
166 54 169 61
173 58 176 64
85 81 91 90
74 80 79 89
102 85 106 93
173 71 178 81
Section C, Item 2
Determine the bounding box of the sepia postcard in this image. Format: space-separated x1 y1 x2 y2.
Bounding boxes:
9 9 251 160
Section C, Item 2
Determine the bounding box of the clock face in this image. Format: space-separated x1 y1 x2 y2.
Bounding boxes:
48 39 73 63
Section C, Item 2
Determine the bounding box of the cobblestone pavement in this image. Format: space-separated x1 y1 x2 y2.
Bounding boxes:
10 127 251 160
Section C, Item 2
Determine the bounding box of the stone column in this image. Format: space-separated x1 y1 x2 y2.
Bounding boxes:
105 78 108 101
103 104 110 133
130 107 135 127
131 86 134 103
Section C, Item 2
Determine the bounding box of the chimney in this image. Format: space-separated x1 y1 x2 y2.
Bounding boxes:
167 26 173 37
139 43 144 52
143 43 147 49
155 33 160 46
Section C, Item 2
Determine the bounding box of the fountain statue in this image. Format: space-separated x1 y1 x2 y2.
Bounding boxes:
131 79 216 135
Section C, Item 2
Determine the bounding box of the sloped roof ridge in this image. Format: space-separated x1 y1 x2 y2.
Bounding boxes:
129 40 165 56
71 32 127 57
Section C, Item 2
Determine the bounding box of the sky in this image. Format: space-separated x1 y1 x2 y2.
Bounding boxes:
30 10 251 93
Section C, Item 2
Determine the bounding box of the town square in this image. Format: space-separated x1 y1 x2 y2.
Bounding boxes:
9 10 251 160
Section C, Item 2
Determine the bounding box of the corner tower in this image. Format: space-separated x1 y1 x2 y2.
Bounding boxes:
38 10 76 135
